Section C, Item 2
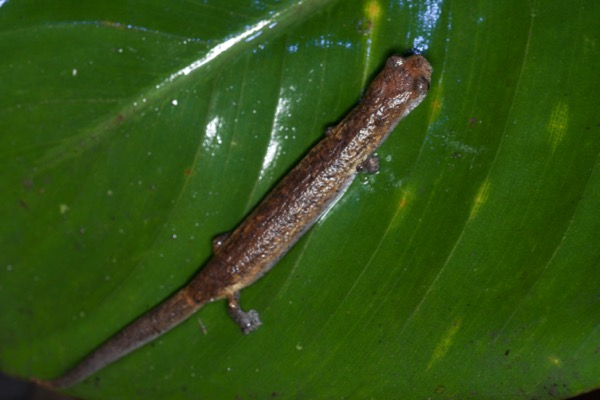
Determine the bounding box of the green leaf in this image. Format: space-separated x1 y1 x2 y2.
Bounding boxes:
1 0 598 399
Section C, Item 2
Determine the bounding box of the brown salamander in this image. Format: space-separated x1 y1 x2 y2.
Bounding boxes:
37 54 431 388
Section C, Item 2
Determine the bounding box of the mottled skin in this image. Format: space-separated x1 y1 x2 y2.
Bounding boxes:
37 55 431 389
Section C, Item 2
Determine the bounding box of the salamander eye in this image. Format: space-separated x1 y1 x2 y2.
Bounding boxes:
412 75 430 93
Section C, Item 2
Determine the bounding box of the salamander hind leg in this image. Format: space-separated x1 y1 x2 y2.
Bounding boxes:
357 155 380 173
212 232 231 251
227 292 262 334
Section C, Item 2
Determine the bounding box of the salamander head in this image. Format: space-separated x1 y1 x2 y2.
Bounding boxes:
360 54 432 127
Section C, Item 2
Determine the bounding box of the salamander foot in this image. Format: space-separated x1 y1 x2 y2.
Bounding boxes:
227 293 262 334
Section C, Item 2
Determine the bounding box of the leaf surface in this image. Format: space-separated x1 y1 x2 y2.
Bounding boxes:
1 0 598 399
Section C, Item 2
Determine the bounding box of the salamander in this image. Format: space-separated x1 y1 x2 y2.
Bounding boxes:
36 54 431 388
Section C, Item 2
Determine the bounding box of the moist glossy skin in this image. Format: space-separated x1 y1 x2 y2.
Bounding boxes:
37 55 432 389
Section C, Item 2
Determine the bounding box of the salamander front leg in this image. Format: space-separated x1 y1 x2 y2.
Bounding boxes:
357 155 380 173
227 292 262 334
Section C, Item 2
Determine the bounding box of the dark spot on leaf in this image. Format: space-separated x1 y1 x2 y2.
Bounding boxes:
468 117 479 129
356 19 373 35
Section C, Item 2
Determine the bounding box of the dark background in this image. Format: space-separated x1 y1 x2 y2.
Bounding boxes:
1 371 599 400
